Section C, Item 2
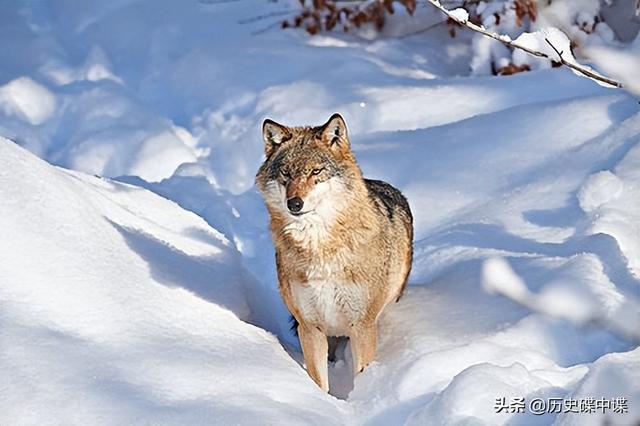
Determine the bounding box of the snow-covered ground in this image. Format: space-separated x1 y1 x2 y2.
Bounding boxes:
0 1 638 424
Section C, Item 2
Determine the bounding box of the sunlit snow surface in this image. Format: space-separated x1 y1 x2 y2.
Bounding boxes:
0 1 638 425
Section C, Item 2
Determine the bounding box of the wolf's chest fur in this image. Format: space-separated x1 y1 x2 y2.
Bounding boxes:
288 247 368 336
291 278 367 336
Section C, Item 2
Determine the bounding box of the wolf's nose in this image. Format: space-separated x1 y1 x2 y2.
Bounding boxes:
287 197 304 213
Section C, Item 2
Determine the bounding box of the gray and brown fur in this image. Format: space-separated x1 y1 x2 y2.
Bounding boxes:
256 113 413 392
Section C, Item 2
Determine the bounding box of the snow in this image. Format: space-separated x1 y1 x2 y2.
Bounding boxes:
467 0 633 79
483 256 613 325
556 348 640 425
0 77 56 125
483 257 530 303
448 8 469 24
577 170 624 213
511 26 620 91
0 138 347 424
0 1 639 424
581 142 640 279
586 37 640 95
514 27 573 63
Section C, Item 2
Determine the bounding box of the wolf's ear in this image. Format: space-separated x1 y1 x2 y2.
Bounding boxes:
262 119 291 157
319 113 349 155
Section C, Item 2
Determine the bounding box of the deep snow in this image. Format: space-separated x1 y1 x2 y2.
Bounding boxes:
0 0 639 425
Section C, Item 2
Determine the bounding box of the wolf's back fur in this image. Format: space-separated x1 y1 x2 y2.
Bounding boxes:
364 178 413 298
256 113 413 392
365 179 412 221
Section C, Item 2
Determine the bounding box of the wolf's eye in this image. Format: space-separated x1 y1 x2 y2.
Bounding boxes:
280 170 290 179
311 168 323 176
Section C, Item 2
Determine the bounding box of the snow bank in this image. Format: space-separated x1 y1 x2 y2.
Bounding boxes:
580 140 640 278
0 138 346 424
556 348 640 425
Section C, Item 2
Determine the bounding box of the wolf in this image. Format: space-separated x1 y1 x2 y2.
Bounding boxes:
256 113 413 392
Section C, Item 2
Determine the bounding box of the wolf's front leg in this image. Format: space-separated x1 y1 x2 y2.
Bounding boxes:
350 323 377 375
298 325 329 391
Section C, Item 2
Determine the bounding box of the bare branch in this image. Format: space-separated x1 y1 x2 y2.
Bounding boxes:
483 258 640 345
398 20 446 39
424 0 624 88
545 37 564 58
543 38 623 88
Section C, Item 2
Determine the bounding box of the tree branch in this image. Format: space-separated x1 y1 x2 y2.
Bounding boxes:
483 258 640 344
543 38 623 88
424 0 624 88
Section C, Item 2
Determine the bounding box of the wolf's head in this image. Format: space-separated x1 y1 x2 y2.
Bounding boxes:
256 114 361 224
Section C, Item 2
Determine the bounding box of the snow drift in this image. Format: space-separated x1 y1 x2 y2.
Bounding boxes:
0 139 347 424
